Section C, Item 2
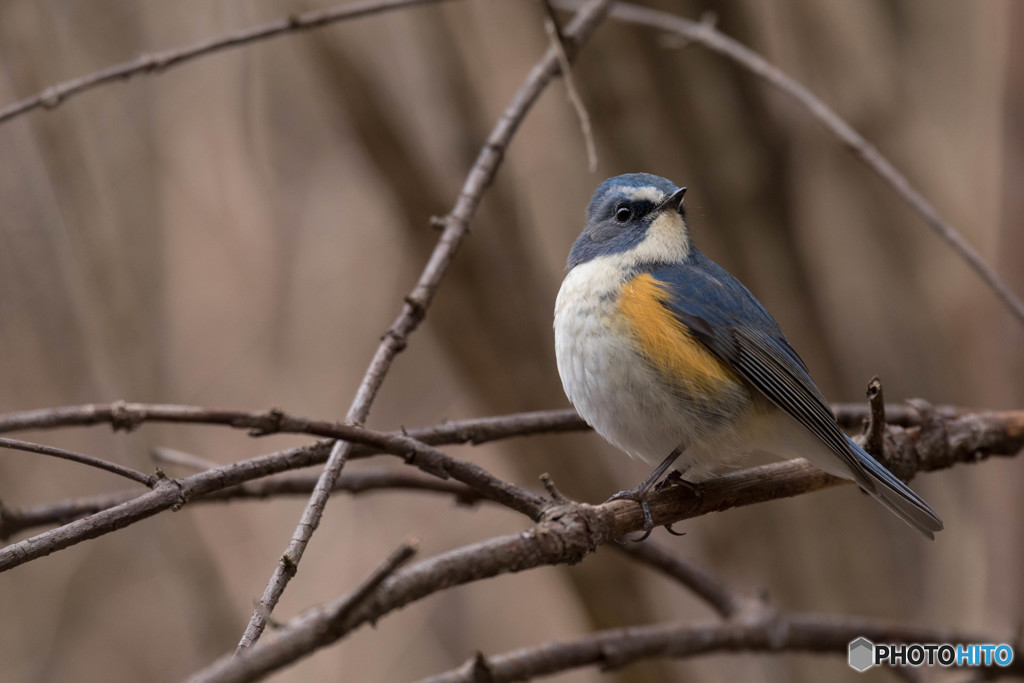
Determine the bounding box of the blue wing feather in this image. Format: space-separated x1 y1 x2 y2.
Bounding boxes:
645 252 873 489
643 250 943 537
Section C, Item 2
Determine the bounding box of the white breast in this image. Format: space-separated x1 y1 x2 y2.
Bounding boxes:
553 255 762 478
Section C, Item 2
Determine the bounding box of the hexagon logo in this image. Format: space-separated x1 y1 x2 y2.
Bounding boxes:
848 637 875 672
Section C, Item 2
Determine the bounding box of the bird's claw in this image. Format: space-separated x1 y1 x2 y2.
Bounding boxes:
663 522 686 536
604 487 655 541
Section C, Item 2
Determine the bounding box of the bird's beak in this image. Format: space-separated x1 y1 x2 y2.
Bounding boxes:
656 187 687 214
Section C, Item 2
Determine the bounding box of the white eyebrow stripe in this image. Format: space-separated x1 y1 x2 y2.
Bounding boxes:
608 186 666 203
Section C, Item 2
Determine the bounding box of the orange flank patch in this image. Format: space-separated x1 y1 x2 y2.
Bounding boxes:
617 273 738 396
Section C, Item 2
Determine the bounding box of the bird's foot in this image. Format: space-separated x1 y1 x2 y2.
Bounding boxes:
653 470 705 536
604 486 655 541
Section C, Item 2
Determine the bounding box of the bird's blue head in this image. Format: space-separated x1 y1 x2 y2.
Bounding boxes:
568 173 689 269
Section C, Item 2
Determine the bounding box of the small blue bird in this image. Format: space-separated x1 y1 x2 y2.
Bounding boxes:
554 173 942 539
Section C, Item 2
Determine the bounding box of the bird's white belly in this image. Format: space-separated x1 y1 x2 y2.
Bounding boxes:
554 259 754 475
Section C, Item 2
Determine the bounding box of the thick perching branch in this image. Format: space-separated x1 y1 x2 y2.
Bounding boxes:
186 402 1024 682
2 405 1020 571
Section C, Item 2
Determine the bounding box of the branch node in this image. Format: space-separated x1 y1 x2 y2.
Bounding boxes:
905 398 951 474
597 640 631 671
469 651 495 683
40 88 63 109
381 328 408 352
405 447 450 480
249 407 287 436
152 470 189 510
109 400 143 432
403 295 427 319
429 214 449 231
280 553 298 571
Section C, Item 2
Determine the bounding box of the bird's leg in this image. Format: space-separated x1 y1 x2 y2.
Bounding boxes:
604 446 684 541
655 468 704 536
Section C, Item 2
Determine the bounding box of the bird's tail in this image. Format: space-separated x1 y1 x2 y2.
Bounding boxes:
846 435 943 540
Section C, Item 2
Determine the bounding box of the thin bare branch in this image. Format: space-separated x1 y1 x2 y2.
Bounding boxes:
551 0 1024 328
0 0 454 125
613 542 747 619
0 436 154 487
191 540 419 683
0 469 482 541
540 0 599 172
0 400 961 449
235 0 614 652
420 614 1019 682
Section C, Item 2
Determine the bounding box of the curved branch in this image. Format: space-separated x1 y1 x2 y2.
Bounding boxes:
420 614 1019 682
613 542 747 619
0 436 154 487
551 0 1024 327
235 0 614 652
0 0 453 125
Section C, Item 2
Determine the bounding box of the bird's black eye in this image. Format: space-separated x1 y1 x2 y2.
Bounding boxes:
614 204 632 222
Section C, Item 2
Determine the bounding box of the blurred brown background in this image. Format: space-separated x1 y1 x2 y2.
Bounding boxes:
1 0 1022 681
